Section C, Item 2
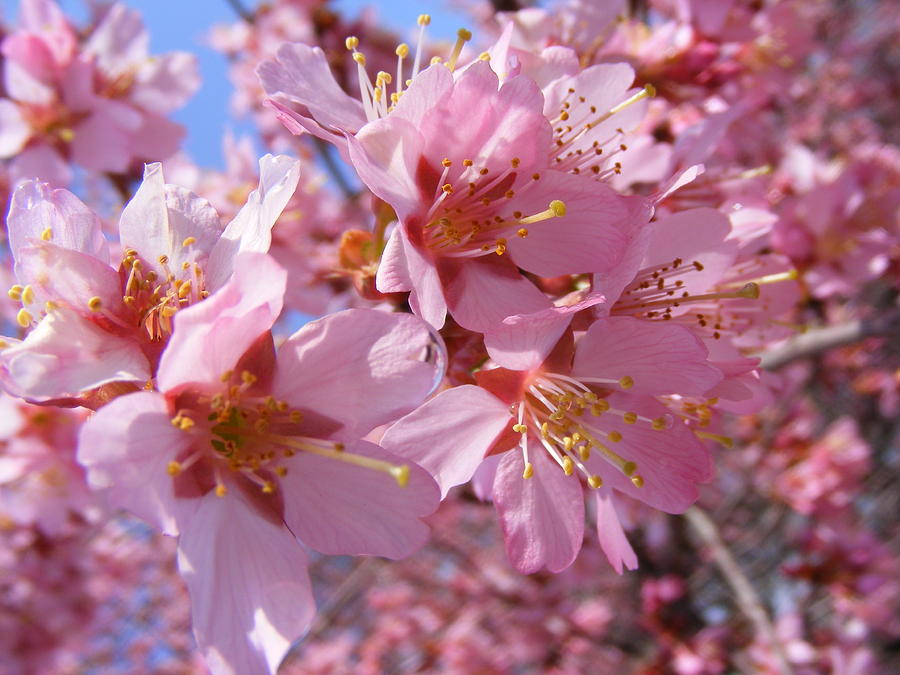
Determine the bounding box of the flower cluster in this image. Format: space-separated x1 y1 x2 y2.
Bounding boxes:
1 0 896 673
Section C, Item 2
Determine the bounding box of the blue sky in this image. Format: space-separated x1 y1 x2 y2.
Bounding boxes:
2 0 468 168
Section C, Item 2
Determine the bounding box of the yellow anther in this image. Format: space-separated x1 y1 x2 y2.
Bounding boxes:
182 236 197 247
353 52 366 66
563 436 574 452
652 417 668 430
562 456 574 476
220 370 233 382
58 128 74 142
631 475 645 488
333 442 345 452
16 308 33 327
512 423 527 434
178 281 192 299
737 282 761 299
592 399 610 414
549 200 566 217
345 36 359 50
517 228 529 238
522 462 534 479
582 391 598 403
45 301 58 311
494 238 507 255
694 431 734 447
20 285 35 305
86 296 102 312
622 461 637 476
644 83 656 97
618 375 634 389
289 411 304 424
441 183 453 193
518 200 567 225
40 227 53 241
376 71 392 85
395 43 409 57
579 445 591 461
261 481 276 494
540 422 550 439
462 159 473 166
418 13 431 26
478 52 490 61
430 56 443 65
607 430 623 442
241 370 257 385
588 475 603 489
559 111 569 121
441 158 452 167
158 255 169 265
215 484 227 497
179 416 195 431
623 412 638 424
167 461 182 476
7 285 23 301
390 464 410 488
275 466 288 477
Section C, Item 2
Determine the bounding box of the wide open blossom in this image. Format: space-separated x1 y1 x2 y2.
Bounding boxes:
0 0 199 184
0 156 300 403
78 252 443 674
382 311 720 574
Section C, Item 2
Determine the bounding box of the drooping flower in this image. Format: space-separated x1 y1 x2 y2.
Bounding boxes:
78 251 443 674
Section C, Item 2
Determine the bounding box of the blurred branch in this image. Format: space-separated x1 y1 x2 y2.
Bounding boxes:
312 137 358 201
223 0 255 23
304 557 382 641
685 506 794 675
760 308 900 370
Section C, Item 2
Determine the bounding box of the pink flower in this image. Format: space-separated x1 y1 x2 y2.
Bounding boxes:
0 156 300 403
78 252 442 674
382 313 719 574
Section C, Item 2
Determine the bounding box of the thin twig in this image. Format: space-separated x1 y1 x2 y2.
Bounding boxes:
760 308 900 370
685 506 794 675
312 137 358 201
223 0 255 23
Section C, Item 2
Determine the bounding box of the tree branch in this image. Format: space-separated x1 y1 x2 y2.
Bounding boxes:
685 506 794 675
760 308 900 370
223 0 255 23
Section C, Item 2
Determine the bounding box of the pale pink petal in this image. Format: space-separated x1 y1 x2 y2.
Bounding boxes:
15 243 122 312
206 154 301 291
573 316 722 396
131 52 200 114
257 43 366 135
542 62 635 124
595 488 638 574
273 309 442 440
158 252 286 394
83 3 148 77
7 180 108 262
0 308 150 399
440 256 550 333
70 108 133 173
585 393 712 513
127 112 186 162
504 172 652 277
2 57 54 104
178 490 315 675
387 62 453 127
77 391 193 536
118 163 222 279
405 237 447 329
380 385 512 498
281 439 438 559
374 226 413 293
485 293 604 371
493 447 584 574
0 99 30 157
7 144 72 187
472 453 502 502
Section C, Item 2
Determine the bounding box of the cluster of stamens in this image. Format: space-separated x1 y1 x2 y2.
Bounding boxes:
512 372 671 489
346 16 488 123
166 369 410 498
421 156 567 257
550 84 655 177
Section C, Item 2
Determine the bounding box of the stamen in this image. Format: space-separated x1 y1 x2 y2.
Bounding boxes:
40 227 53 241
608 84 655 115
16 309 33 327
412 14 430 75
447 28 472 72
518 200 566 225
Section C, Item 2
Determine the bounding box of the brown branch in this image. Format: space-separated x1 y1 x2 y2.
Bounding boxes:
223 0 255 23
760 307 900 370
685 506 794 675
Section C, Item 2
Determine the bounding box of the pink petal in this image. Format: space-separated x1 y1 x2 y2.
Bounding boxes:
273 309 442 440
0 99 30 157
178 490 315 675
7 144 72 187
380 385 512 498
387 62 453 127
158 252 286 394
1 308 150 400
374 226 413 293
118 163 223 280
595 488 638 574
280 439 439 559
485 292 605 371
127 112 186 163
83 3 148 77
493 447 585 574
7 180 108 263
440 255 550 333
573 316 722 396
77 390 193 535
585 393 712 513
206 154 301 292
504 172 652 277
131 51 200 114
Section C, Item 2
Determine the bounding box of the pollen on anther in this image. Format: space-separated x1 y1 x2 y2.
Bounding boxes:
215 484 227 497
16 308 32 327
517 228 529 238
523 462 534 479
182 236 197 247
167 461 182 476
618 376 634 389
512 423 527 433
631 475 645 488
608 430 623 443
588 475 603 489
623 412 638 424
40 227 53 241
622 461 637 476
